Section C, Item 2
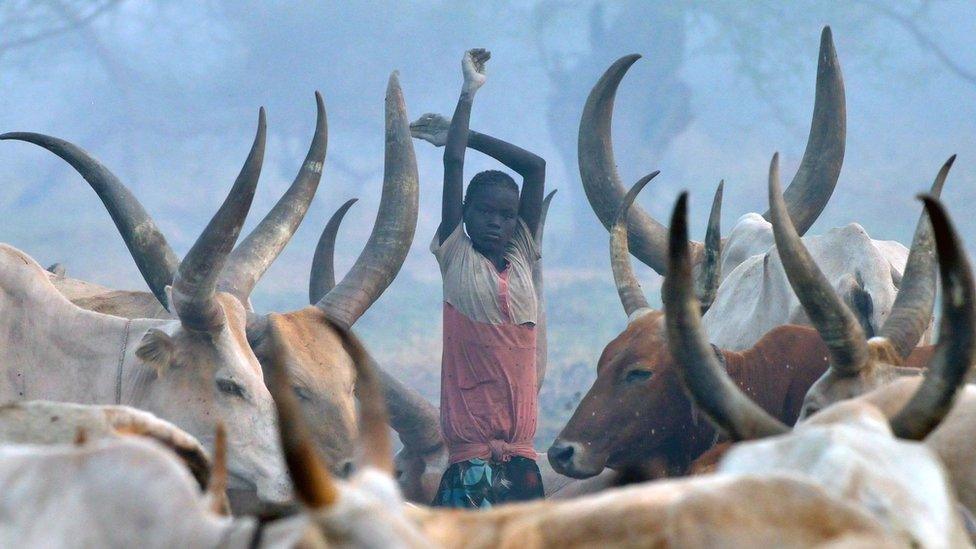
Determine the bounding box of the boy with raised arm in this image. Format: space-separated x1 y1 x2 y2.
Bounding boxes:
411 48 546 508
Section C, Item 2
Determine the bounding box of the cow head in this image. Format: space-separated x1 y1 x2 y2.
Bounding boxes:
549 172 721 478
766 153 955 419
127 113 290 502
261 311 430 547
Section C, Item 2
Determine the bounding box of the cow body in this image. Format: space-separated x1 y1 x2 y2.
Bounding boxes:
706 214 920 350
0 244 289 502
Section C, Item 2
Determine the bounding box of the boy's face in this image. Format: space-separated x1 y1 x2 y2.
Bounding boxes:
463 186 520 258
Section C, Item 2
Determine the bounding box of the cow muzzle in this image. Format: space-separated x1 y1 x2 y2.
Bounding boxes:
547 439 606 479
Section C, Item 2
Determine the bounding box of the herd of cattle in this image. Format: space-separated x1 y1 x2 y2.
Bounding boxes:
0 26 974 547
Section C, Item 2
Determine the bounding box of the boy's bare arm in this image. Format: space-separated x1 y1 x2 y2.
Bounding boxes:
413 113 546 235
439 49 490 245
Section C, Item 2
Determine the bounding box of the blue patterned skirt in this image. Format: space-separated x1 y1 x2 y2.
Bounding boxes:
431 456 544 508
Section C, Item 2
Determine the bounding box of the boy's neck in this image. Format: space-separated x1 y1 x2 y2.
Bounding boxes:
473 242 509 272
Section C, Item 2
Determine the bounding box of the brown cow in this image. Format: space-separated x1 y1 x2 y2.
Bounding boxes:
548 164 939 479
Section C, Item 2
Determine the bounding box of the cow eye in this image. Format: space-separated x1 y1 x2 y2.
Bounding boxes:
217 378 247 399
624 369 653 383
293 385 313 402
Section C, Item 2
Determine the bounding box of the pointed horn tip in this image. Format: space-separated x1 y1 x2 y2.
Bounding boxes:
0 131 41 142
945 154 957 168
545 189 558 200
667 192 690 261
617 171 659 224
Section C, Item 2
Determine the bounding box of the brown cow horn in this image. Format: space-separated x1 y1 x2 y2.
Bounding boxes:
663 192 789 441
265 314 338 508
308 198 358 305
334 325 394 474
610 171 659 319
316 72 419 329
579 54 702 275
0 132 179 310
889 196 976 440
172 109 265 333
760 26 846 236
769 152 869 376
220 92 328 305
696 180 724 314
878 155 954 360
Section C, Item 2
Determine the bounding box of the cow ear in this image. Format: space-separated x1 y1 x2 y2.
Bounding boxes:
137 328 175 377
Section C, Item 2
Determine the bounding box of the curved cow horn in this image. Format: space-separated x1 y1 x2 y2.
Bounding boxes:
308 198 358 306
610 171 660 320
696 180 724 314
879 155 955 360
760 26 846 236
535 189 558 246
334 325 394 474
265 314 338 508
769 152 869 376
220 92 328 304
316 72 419 329
172 110 266 332
889 196 975 440
579 54 699 274
663 192 789 441
0 132 179 310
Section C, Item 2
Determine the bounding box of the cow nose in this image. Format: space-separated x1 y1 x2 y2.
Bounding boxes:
547 441 576 467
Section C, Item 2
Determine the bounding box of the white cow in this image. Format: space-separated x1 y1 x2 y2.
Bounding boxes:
0 114 290 502
579 27 931 351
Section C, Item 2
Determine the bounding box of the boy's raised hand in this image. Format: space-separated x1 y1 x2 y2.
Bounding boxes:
410 113 451 147
462 48 490 95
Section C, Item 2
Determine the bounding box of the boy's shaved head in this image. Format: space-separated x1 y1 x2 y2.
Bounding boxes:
464 170 518 209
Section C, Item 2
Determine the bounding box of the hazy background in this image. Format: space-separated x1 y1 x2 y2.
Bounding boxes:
2 1 974 446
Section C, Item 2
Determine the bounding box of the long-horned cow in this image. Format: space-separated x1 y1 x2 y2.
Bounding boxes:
662 184 976 546
548 161 940 479
2 73 419 479
0 112 291 501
